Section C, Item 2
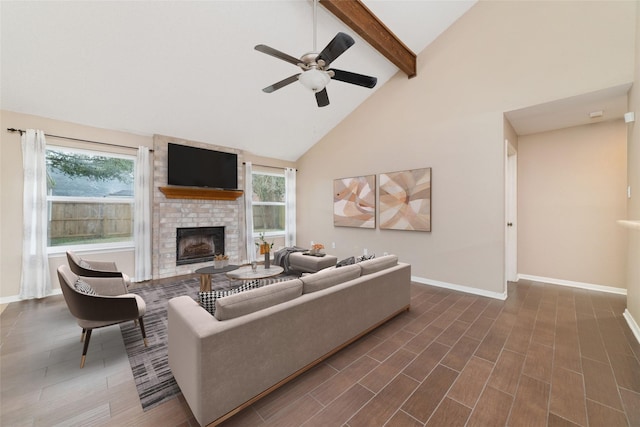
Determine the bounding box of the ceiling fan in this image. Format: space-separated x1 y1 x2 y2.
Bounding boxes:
254 0 377 108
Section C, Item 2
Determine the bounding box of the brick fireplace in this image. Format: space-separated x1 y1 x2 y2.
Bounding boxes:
152 135 245 279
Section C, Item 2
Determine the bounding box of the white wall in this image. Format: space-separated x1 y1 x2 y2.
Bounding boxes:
518 121 628 289
1 1 637 302
295 1 636 297
624 1 640 329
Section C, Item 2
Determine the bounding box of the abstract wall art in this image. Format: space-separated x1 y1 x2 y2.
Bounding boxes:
333 175 376 229
379 167 431 231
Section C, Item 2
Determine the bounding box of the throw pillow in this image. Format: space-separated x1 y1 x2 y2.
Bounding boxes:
357 254 375 262
199 280 260 316
78 259 94 270
335 256 355 268
74 278 97 295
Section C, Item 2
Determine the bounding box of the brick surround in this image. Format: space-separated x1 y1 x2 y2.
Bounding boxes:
152 135 245 279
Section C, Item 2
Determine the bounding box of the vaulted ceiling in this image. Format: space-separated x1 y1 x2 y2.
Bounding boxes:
1 1 476 161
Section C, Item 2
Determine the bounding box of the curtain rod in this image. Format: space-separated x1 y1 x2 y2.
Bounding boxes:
6 128 153 152
243 162 297 171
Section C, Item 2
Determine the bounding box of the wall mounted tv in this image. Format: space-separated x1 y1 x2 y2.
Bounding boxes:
167 143 238 190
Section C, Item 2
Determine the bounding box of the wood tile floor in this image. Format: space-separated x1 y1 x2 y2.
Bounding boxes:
2 277 639 426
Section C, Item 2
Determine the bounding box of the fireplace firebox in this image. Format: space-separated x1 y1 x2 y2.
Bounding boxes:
176 226 224 265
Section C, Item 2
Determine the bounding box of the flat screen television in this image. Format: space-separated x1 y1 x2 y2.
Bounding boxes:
167 143 238 190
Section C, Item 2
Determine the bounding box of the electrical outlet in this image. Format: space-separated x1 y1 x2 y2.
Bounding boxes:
363 248 368 256
383 252 389 256
332 242 335 249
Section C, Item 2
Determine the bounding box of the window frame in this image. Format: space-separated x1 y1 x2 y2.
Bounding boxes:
45 145 136 254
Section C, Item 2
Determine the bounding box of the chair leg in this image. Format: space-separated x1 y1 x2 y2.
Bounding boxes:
80 329 92 368
138 317 148 347
81 328 86 342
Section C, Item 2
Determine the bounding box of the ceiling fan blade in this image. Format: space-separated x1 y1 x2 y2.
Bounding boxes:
262 74 301 93
315 88 330 107
330 69 377 89
317 32 355 67
255 44 301 67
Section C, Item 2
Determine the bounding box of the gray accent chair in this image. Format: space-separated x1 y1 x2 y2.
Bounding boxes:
66 250 132 287
57 265 148 368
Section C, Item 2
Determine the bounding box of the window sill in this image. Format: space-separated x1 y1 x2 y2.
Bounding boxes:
47 242 134 256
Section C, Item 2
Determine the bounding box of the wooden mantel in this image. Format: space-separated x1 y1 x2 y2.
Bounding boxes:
159 186 243 201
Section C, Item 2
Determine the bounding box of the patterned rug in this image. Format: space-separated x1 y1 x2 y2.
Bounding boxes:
119 272 299 411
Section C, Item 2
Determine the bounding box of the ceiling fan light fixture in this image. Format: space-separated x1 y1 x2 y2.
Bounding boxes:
298 68 331 93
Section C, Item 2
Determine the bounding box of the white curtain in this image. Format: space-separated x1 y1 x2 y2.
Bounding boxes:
285 167 297 247
244 162 256 262
133 146 152 282
20 129 51 299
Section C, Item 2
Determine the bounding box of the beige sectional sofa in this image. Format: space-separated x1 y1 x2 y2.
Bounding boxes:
167 254 411 427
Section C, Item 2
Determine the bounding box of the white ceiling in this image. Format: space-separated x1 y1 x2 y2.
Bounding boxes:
3 1 631 161
1 0 476 161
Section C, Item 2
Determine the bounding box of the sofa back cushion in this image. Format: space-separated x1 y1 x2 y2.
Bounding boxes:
214 279 303 321
199 280 261 316
358 255 399 276
301 263 361 294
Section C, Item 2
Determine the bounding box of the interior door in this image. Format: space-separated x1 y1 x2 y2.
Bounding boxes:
505 141 518 282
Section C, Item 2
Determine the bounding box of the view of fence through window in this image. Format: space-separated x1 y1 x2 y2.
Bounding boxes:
46 147 135 247
252 172 286 249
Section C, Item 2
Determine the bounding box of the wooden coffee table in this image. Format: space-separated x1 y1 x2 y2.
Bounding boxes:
195 264 240 292
226 265 284 283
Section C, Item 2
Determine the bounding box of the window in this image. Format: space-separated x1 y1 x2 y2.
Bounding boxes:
46 146 135 251
251 172 286 249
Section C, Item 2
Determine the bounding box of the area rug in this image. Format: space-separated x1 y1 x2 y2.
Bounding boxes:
119 272 299 411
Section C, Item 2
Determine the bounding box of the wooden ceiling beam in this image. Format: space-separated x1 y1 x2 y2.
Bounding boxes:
320 0 416 78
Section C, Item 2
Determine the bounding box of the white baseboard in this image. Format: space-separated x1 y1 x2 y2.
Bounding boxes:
411 276 507 300
623 309 640 345
517 274 627 296
0 288 62 305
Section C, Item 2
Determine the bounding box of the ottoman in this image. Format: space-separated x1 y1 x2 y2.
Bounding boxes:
289 252 338 273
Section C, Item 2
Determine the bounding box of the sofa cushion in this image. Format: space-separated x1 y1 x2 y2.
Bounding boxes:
301 263 361 294
214 279 303 321
74 278 97 295
199 280 260 316
358 255 398 276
